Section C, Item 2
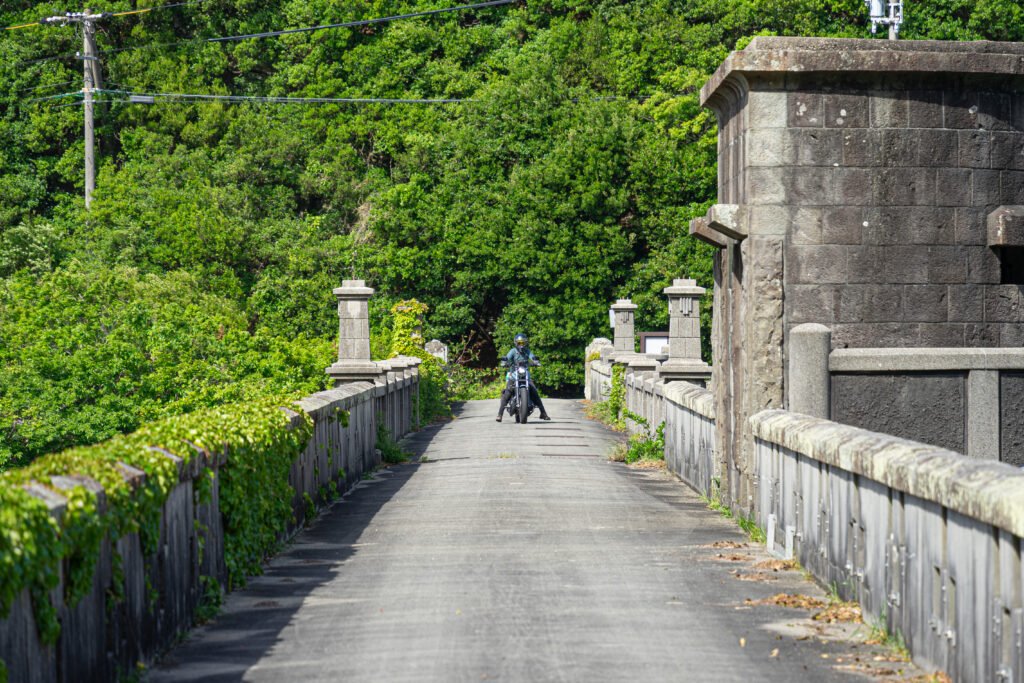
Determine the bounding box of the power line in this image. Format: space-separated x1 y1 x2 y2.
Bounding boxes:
5 0 517 69
34 88 654 107
100 0 519 56
3 0 216 31
15 79 77 92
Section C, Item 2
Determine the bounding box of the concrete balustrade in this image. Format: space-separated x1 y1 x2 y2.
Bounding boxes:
0 279 422 683
750 409 1024 682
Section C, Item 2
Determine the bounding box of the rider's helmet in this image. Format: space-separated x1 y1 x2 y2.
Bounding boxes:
514 333 529 349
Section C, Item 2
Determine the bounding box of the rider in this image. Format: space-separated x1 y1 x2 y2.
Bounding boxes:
496 333 551 422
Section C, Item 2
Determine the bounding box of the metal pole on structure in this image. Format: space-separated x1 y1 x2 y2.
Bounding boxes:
82 11 98 208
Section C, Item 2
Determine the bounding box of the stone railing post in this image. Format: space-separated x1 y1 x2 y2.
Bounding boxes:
325 279 386 386
788 323 831 419
659 279 711 385
610 299 638 357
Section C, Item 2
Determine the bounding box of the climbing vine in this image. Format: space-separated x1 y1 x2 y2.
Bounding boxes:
0 393 313 670
389 299 450 425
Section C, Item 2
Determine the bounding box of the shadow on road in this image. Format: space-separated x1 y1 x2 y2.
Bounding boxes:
150 461 421 682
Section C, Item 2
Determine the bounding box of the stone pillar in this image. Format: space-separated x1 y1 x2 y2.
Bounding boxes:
325 280 386 385
967 370 1000 460
788 323 831 419
610 299 638 356
659 279 712 385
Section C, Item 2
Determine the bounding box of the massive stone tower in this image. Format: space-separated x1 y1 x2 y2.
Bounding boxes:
691 38 1024 507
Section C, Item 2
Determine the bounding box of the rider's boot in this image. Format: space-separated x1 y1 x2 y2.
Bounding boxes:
495 413 502 422
540 411 551 420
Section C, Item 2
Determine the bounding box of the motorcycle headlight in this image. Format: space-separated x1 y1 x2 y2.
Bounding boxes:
517 367 526 375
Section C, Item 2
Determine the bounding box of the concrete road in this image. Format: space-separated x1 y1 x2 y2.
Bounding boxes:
149 399 910 682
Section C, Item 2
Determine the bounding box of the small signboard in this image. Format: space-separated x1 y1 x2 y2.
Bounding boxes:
638 332 669 354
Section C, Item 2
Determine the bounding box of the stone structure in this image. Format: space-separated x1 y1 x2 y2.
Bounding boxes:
325 279 386 384
609 298 638 356
425 339 448 365
692 37 1024 509
659 279 712 384
0 367 421 683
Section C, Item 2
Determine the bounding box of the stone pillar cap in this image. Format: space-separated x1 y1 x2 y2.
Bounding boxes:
333 280 375 298
627 357 660 370
610 299 638 311
664 279 706 296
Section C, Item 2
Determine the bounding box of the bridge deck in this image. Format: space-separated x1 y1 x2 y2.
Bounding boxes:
150 399 911 682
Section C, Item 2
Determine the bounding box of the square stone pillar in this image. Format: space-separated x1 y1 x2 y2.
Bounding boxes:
610 299 638 356
659 279 712 385
325 279 386 385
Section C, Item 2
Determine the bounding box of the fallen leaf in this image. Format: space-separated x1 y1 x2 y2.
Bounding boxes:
754 559 797 572
712 541 747 549
747 593 826 609
769 648 779 658
813 602 862 623
735 572 777 582
740 637 746 648
717 553 755 562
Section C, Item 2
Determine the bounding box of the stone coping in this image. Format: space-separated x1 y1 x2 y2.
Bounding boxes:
701 36 1024 106
830 347 1024 372
750 409 1024 539
662 381 716 420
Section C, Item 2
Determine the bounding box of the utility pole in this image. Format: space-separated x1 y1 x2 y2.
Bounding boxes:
40 9 108 208
865 0 903 39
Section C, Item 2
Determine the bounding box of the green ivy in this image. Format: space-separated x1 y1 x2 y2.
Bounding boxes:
0 393 313 663
388 299 451 425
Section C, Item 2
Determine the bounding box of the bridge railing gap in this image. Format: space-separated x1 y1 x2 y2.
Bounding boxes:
587 37 1024 683
0 281 421 683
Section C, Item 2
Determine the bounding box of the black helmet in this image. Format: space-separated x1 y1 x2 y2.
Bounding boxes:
514 333 529 349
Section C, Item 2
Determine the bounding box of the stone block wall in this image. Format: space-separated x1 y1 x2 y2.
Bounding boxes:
696 38 1024 513
775 80 1024 349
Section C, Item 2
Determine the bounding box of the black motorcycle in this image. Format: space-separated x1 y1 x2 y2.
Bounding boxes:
502 359 539 423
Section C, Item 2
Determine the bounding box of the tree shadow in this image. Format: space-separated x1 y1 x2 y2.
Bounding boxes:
148 461 421 682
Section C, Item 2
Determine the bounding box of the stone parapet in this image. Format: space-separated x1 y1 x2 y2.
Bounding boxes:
750 407 1024 681
830 345 1024 371
662 382 716 420
0 353 420 683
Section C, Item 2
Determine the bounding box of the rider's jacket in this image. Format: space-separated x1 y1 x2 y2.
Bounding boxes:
504 346 539 367
503 346 539 382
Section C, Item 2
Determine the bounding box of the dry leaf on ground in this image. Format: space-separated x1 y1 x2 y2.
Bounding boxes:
735 572 777 582
746 593 827 609
813 602 862 623
710 541 746 549
753 558 797 572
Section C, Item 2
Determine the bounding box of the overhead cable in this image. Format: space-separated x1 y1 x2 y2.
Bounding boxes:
15 79 77 92
34 88 653 107
3 0 216 31
100 0 518 55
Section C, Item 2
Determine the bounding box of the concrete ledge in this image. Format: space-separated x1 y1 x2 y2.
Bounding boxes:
750 408 1024 538
829 347 1024 372
663 382 716 420
988 205 1024 247
702 37 1024 106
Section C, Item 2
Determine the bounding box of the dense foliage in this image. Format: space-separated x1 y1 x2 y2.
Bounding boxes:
0 395 312 658
2 0 1023 465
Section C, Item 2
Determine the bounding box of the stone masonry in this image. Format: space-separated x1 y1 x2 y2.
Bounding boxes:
693 37 1024 511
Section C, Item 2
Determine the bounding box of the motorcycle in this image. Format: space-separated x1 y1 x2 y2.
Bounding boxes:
502 359 539 423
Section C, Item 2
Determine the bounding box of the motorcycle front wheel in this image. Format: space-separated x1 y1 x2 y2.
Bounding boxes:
518 386 529 424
